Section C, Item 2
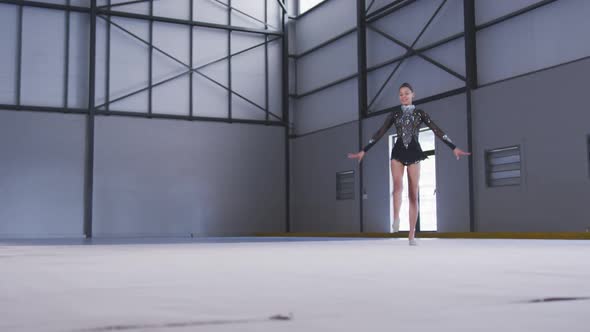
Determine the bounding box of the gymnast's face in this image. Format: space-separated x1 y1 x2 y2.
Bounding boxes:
399 87 414 106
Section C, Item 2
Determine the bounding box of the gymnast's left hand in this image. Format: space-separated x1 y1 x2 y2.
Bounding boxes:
453 148 471 160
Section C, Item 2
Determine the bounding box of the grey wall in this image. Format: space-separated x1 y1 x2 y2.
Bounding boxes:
476 0 590 85
295 79 358 135
472 57 590 232
3 0 590 237
291 121 359 232
0 111 287 238
296 33 357 95
0 111 85 238
288 0 360 231
293 54 590 234
291 0 358 136
0 4 18 105
289 0 590 234
93 117 286 237
0 5 90 108
289 0 470 233
429 94 470 232
289 52 590 234
294 0 356 55
0 0 287 238
367 0 465 112
93 1 283 121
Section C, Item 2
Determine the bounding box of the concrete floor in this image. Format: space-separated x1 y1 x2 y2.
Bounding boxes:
1 238 589 331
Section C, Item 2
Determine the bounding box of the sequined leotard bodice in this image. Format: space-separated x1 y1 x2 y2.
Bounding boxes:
361 105 456 153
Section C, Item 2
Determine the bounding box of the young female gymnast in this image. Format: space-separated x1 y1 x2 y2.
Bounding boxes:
348 83 470 245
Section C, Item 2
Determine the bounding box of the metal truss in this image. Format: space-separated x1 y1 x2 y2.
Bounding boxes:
290 0 560 105
365 0 450 113
0 0 292 237
0 0 287 125
0 0 561 236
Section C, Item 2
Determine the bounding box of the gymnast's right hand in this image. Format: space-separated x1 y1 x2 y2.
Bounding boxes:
347 151 365 162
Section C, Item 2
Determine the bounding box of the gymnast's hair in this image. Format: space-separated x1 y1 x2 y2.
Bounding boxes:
399 82 414 92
